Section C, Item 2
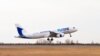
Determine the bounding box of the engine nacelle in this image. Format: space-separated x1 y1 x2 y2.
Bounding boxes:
49 31 64 38
56 33 64 38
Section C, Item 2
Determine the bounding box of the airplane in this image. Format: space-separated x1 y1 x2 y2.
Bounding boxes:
15 24 77 42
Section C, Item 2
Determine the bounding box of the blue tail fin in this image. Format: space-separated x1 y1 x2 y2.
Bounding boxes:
15 24 24 37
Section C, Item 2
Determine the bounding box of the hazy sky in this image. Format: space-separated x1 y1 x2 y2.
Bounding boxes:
0 0 100 43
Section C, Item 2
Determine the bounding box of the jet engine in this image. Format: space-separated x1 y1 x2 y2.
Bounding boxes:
49 31 64 37
56 33 64 38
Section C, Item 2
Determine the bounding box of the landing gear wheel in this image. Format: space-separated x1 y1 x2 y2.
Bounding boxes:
47 38 54 42
51 38 53 41
47 38 50 41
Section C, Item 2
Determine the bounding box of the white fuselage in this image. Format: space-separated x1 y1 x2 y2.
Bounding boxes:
16 24 77 40
23 27 77 39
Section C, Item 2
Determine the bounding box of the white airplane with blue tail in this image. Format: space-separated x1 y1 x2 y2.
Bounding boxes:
15 24 77 41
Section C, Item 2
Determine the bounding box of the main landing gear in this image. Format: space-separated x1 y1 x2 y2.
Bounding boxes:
47 37 53 42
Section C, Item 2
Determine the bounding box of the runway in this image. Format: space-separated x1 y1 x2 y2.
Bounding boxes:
0 44 100 56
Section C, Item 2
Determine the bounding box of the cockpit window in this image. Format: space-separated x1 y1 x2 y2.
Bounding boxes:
73 27 75 29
